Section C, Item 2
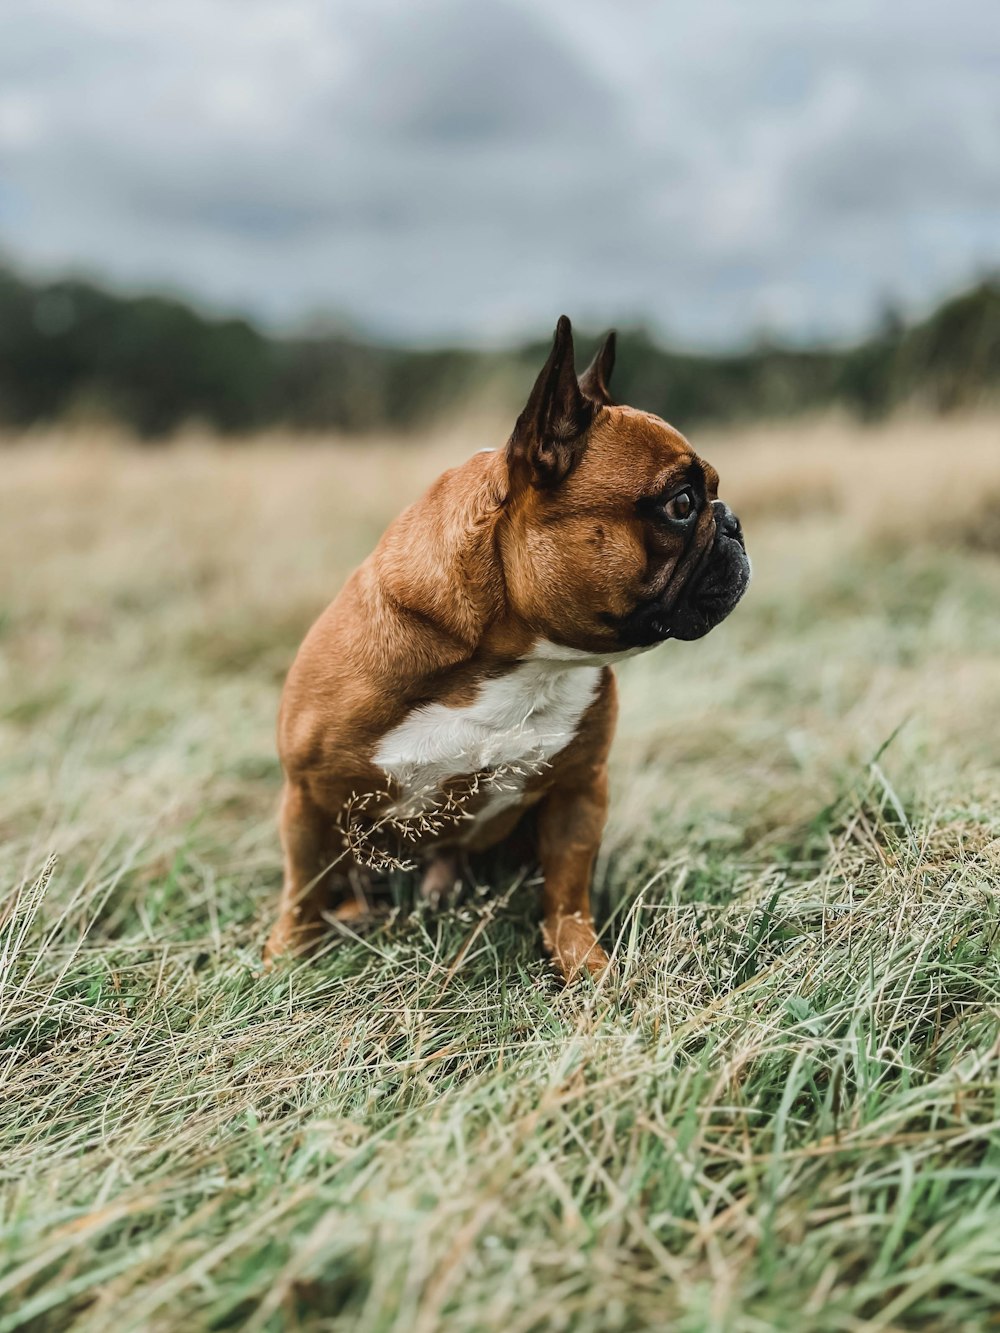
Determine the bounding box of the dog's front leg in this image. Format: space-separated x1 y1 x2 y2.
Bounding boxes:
537 768 611 984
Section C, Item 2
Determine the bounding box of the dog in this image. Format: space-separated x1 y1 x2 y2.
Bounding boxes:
264 316 750 981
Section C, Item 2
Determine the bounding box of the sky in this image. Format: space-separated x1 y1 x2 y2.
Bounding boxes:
1 0 999 347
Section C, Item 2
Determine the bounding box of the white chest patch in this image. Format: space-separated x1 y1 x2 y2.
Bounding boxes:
373 644 604 833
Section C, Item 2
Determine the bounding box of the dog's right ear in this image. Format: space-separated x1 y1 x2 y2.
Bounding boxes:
579 330 617 405
508 315 595 488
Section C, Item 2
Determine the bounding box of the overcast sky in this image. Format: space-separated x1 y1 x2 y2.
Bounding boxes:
1 0 998 346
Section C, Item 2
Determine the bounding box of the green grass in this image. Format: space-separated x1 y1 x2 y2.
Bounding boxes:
2 429 1000 1331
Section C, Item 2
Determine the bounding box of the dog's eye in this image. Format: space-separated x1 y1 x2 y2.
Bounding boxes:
664 489 695 522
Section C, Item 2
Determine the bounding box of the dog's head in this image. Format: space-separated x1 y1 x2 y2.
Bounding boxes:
499 316 750 656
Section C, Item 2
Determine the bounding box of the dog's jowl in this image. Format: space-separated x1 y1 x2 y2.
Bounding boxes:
265 317 750 981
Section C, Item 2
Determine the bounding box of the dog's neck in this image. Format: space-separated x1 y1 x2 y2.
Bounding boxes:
373 448 512 654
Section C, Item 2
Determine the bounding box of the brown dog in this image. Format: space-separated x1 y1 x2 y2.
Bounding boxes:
265 317 749 981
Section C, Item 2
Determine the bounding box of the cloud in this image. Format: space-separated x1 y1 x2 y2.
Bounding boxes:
342 1 617 145
1 0 998 345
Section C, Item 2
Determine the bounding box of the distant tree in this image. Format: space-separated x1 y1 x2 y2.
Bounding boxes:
1 264 999 439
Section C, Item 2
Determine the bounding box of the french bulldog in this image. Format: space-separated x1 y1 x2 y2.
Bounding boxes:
265 316 749 981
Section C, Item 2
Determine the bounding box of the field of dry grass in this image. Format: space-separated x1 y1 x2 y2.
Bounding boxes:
2 414 1000 1331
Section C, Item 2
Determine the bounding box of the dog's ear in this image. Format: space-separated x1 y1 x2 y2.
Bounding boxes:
508 315 595 488
579 330 616 405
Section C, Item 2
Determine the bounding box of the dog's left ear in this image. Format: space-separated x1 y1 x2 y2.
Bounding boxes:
579 330 616 405
508 315 595 488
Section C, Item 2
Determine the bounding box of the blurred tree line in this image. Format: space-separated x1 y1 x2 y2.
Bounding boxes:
1 263 998 439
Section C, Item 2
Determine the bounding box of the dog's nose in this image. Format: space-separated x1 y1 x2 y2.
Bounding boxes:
712 500 743 543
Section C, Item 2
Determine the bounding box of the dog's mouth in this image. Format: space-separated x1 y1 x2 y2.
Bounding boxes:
612 503 750 647
668 517 750 641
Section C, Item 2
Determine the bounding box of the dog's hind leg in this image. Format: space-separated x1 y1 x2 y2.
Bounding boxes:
264 780 347 964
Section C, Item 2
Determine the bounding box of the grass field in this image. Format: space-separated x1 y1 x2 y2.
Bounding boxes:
2 414 1000 1332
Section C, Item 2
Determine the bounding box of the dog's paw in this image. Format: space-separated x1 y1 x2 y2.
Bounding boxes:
419 852 463 909
542 914 611 985
262 912 326 967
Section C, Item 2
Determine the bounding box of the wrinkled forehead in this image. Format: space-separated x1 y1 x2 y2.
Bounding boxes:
583 405 716 495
